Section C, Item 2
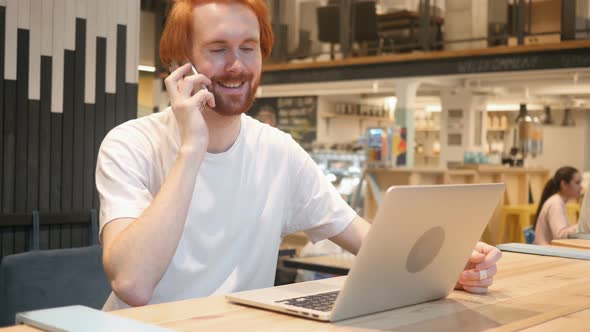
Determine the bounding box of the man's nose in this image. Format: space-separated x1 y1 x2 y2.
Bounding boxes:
225 51 245 72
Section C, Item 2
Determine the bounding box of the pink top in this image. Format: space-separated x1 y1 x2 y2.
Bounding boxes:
534 193 577 245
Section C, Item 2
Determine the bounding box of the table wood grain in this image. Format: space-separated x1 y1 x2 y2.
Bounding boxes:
3 252 590 331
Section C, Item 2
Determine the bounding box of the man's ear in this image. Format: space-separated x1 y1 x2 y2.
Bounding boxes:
169 60 180 74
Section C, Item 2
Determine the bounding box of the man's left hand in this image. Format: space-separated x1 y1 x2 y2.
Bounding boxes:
455 241 502 294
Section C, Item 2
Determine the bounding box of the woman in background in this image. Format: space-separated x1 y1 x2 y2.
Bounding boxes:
533 166 582 245
575 179 590 233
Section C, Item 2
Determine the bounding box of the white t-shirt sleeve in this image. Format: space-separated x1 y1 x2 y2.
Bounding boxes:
96 127 154 236
284 138 357 243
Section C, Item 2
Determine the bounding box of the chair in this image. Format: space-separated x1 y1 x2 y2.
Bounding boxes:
0 245 111 326
317 5 340 60
497 204 537 244
523 226 535 244
0 209 99 258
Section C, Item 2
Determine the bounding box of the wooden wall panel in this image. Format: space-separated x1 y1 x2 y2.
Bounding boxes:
83 103 95 210
26 100 39 211
39 56 52 212
15 29 29 212
49 113 62 212
40 0 53 57
105 0 116 94
4 0 16 80
0 6 5 213
28 0 41 100
51 0 64 113
17 0 29 29
0 0 139 253
104 93 116 135
63 0 75 51
93 37 106 208
115 25 126 125
126 0 139 84
84 0 96 104
3 80 16 213
60 49 74 211
72 18 86 210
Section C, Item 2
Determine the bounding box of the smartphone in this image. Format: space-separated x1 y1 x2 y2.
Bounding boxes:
169 60 208 92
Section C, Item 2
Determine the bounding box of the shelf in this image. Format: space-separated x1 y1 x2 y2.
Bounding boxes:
487 128 509 132
321 113 395 122
415 154 440 158
415 128 440 132
321 112 395 135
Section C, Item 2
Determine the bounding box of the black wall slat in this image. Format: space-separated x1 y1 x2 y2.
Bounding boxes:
3 81 16 213
60 224 72 248
125 83 138 121
94 37 106 208
13 226 26 252
15 29 30 212
40 225 49 250
71 224 84 247
39 56 52 212
50 113 62 212
61 50 75 211
0 6 5 213
1 228 12 255
26 100 40 210
83 105 95 209
105 94 116 135
72 19 86 210
115 25 127 126
49 224 60 249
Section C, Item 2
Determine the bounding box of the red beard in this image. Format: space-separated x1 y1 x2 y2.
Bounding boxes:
209 72 258 116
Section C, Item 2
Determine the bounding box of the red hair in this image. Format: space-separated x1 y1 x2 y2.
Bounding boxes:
160 0 274 68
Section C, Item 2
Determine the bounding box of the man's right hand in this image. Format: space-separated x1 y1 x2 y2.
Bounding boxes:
164 62 215 151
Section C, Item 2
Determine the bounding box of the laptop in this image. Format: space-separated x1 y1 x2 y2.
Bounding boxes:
226 183 504 321
16 305 171 331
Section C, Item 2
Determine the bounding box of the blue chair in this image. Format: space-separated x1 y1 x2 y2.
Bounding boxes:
0 245 111 326
523 226 535 244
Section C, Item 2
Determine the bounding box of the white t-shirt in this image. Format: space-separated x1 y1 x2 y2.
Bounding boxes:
96 108 356 310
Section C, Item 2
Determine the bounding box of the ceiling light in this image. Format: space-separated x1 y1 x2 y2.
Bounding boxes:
138 65 156 72
486 104 520 111
425 105 441 112
383 97 397 114
372 82 380 93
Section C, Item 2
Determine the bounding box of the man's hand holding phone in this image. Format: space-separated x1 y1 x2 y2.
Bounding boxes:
164 62 215 154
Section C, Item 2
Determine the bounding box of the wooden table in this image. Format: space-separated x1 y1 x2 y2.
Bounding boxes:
4 252 590 331
551 238 590 250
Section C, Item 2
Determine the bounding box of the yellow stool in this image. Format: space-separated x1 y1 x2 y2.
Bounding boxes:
566 202 580 225
497 205 537 244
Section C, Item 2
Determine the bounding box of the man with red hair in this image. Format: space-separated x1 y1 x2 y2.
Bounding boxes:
96 0 501 310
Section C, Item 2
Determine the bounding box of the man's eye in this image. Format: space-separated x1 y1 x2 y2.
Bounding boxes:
211 49 225 53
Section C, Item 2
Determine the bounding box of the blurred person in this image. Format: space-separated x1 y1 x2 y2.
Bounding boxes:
533 166 582 245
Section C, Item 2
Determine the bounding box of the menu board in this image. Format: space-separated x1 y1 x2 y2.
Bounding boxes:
249 96 317 149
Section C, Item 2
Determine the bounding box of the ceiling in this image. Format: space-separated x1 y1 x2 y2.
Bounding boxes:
259 68 590 111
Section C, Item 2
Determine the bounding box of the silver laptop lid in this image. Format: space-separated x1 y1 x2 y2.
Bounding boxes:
331 183 504 321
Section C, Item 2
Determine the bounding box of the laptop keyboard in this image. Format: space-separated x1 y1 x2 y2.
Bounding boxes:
275 291 339 312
